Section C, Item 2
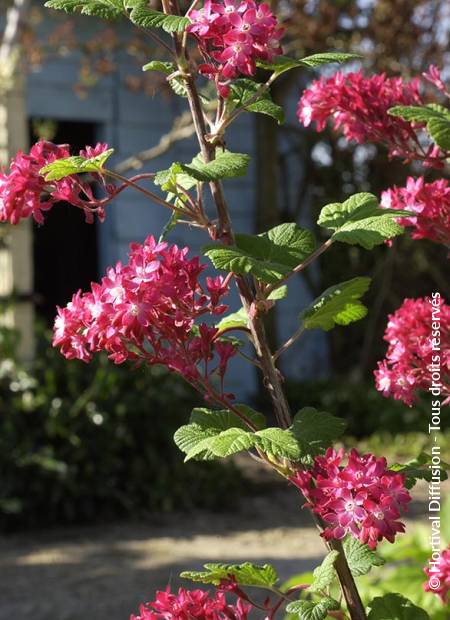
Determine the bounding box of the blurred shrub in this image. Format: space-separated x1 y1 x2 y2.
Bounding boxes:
284 379 448 437
0 330 242 530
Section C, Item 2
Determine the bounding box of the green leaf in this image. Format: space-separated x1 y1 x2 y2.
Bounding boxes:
204 223 316 284
44 0 125 19
343 537 385 577
268 285 288 300
188 427 255 460
142 60 176 73
300 277 371 331
229 79 285 124
318 193 409 249
182 151 251 182
181 562 278 588
216 307 249 332
308 551 339 592
190 405 266 432
286 597 340 620
40 149 114 181
291 408 346 461
130 6 190 32
389 104 450 151
367 594 430 620
254 427 302 461
389 452 449 489
258 52 360 76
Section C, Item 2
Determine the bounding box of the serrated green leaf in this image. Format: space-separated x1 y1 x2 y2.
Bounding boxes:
286 597 340 620
130 6 190 32
229 79 285 124
204 223 316 284
308 551 339 593
343 537 385 577
389 452 449 489
182 151 251 182
173 423 218 461
44 0 125 19
40 148 114 181
190 405 265 432
367 594 430 620
318 193 409 249
216 308 249 332
255 427 302 460
291 408 346 461
258 52 360 76
181 562 278 587
300 277 370 332
185 427 255 460
389 104 450 151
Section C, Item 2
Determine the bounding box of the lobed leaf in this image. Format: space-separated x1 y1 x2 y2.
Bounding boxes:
216 308 249 332
299 277 371 332
291 408 346 461
308 551 339 592
366 593 430 620
389 452 449 489
286 597 340 620
343 537 385 577
130 6 190 32
389 104 450 151
318 192 410 249
181 151 251 182
40 149 114 181
181 562 278 588
258 52 360 76
204 223 315 284
44 0 125 19
229 79 285 124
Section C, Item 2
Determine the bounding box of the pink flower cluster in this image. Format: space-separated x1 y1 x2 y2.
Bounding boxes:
291 448 411 549
381 176 450 247
131 587 251 620
424 545 450 604
188 0 283 97
297 70 446 165
0 140 111 225
375 297 450 406
53 235 236 389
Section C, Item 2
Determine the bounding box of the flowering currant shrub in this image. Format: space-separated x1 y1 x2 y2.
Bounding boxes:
2 0 450 619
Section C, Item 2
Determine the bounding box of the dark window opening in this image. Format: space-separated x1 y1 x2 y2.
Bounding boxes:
31 120 99 325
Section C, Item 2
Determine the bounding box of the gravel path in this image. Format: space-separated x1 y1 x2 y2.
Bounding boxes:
0 464 441 620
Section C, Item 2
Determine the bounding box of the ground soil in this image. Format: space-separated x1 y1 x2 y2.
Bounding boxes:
0 457 442 620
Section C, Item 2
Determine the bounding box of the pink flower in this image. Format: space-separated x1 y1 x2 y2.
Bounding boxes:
0 140 112 225
381 176 450 246
375 297 450 406
297 70 448 166
424 545 450 604
422 65 447 93
290 448 411 549
53 236 237 388
130 587 252 620
187 0 283 95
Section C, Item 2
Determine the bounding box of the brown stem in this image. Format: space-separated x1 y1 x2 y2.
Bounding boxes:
312 515 367 620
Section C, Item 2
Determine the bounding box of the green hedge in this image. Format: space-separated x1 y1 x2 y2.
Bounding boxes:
0 330 242 530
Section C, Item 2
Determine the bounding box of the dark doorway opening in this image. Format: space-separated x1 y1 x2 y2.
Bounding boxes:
31 120 99 324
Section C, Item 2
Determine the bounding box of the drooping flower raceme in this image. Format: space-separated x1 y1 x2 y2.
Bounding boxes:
296 70 448 164
381 176 450 247
424 545 450 604
290 448 411 549
53 235 236 391
375 297 450 406
187 0 284 97
131 587 252 620
0 140 112 225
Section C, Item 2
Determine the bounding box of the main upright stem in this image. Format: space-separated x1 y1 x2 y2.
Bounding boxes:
169 16 366 618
